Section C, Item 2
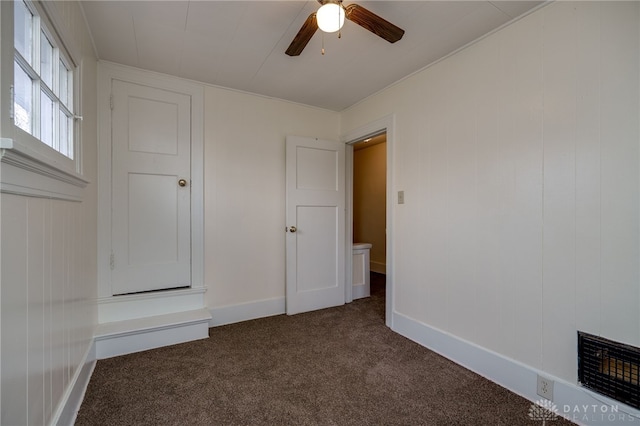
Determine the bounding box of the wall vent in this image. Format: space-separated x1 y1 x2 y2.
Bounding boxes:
578 331 640 409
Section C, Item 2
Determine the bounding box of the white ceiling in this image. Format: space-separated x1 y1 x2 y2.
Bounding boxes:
80 1 544 111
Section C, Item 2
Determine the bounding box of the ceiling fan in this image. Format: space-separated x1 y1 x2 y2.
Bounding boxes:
286 0 405 56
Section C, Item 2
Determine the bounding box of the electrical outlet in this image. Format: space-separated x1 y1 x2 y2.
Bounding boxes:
537 375 554 401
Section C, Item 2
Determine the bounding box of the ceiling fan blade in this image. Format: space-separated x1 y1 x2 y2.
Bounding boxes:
286 12 318 56
344 4 404 44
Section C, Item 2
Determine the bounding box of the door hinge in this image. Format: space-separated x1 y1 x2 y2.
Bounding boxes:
110 252 115 270
110 94 114 110
9 85 14 119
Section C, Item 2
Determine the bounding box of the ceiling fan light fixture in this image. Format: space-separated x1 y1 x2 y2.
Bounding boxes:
316 3 345 33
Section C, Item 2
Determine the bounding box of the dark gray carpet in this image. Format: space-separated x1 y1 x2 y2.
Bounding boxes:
77 274 574 425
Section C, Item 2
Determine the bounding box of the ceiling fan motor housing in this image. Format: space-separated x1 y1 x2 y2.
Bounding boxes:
316 2 345 33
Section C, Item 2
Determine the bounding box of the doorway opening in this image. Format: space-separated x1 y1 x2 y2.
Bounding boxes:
352 133 387 306
345 118 393 327
344 115 394 327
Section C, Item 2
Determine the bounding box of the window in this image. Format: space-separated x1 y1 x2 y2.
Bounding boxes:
0 0 87 201
13 0 75 159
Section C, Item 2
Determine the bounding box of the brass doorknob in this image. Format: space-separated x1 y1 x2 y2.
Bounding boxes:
289 226 297 233
178 179 187 187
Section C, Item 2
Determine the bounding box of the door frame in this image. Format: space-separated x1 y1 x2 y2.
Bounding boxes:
343 114 395 328
96 61 205 322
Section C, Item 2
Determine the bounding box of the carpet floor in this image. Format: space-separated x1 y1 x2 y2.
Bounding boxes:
77 274 574 425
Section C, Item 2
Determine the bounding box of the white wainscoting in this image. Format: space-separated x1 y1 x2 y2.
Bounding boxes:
53 343 96 426
0 194 97 426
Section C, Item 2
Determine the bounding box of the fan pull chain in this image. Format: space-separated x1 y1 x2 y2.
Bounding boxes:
321 31 325 55
338 1 342 39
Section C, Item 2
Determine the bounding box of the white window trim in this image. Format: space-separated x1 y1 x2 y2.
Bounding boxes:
0 137 87 201
0 0 88 202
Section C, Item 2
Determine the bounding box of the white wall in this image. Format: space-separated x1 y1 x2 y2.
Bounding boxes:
203 87 340 310
0 2 98 424
341 1 639 385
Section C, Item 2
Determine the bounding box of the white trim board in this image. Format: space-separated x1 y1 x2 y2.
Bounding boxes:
0 138 89 201
209 297 285 327
95 308 211 359
392 312 640 425
52 342 96 426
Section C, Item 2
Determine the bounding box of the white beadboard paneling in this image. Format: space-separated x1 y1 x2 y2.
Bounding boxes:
51 202 67 408
599 1 640 346
393 81 425 322
506 11 544 370
422 64 449 332
445 48 479 343
470 35 504 354
542 1 578 381
494 21 518 361
574 2 602 339
44 199 54 421
1 195 97 425
27 198 46 426
1 195 29 426
53 343 96 426
67 205 78 380
341 1 639 386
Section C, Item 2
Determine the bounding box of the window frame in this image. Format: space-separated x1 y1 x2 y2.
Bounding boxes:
0 0 87 201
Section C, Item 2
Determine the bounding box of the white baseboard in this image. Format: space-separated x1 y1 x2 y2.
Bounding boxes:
52 341 96 426
95 308 211 359
370 261 386 274
352 283 370 299
392 312 640 425
210 297 285 327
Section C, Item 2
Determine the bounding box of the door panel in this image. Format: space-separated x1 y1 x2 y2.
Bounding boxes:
111 80 191 295
128 97 179 155
127 173 179 265
296 205 339 292
286 136 345 314
296 146 339 190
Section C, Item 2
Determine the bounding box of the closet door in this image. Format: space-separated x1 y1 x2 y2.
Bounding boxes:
110 80 192 295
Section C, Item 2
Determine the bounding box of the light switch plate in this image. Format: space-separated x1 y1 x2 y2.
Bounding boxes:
398 190 405 204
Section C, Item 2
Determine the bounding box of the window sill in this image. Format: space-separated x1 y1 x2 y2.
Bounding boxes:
0 138 88 201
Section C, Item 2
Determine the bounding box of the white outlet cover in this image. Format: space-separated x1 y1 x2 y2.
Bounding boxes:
536 375 554 400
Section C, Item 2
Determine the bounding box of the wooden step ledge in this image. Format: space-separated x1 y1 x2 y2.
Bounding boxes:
95 308 211 359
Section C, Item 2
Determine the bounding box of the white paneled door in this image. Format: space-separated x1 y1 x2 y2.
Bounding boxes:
111 80 192 295
285 136 346 314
